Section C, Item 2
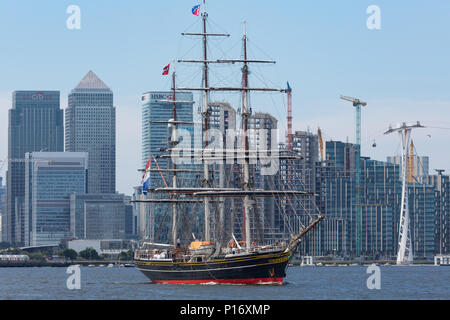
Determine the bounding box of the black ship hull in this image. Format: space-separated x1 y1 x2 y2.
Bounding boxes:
135 250 292 284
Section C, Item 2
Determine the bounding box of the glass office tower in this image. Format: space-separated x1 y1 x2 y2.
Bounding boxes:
65 71 116 194
25 152 87 246
7 91 63 245
140 91 197 243
69 193 127 240
141 91 194 169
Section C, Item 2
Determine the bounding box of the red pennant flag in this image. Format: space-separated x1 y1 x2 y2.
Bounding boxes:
162 64 170 75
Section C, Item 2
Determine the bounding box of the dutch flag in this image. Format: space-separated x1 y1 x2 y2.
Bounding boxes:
192 4 201 16
142 155 151 194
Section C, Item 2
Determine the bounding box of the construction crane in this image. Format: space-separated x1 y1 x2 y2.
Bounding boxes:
318 127 324 161
340 95 367 258
286 82 293 149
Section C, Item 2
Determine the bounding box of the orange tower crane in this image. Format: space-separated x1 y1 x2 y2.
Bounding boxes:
318 127 324 161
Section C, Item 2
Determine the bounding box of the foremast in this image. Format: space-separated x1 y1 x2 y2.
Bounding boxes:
170 71 178 246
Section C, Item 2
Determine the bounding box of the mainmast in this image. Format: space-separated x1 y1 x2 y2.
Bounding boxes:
201 2 211 242
241 21 252 252
175 4 312 253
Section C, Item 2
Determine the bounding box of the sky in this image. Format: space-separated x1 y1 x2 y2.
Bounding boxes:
0 0 449 195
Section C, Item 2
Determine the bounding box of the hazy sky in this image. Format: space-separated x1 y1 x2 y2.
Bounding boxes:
1 1 449 195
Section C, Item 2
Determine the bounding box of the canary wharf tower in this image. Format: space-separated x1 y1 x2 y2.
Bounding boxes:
65 71 116 194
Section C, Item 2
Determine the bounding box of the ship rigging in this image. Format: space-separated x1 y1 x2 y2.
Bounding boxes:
133 1 324 284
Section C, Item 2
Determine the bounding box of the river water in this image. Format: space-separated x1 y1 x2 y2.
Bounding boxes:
0 265 448 300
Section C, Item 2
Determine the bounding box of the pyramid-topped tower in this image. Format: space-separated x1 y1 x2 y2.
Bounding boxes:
65 71 116 194
74 70 110 90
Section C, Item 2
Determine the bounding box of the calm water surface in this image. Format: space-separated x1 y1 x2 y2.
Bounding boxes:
0 265 448 300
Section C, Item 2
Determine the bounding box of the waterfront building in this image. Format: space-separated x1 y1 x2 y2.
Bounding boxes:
124 196 134 239
314 141 357 256
315 141 400 258
7 90 63 245
292 130 319 192
422 174 450 255
65 71 116 194
407 182 436 258
359 158 399 258
312 140 440 259
25 152 88 246
0 177 6 242
69 193 128 240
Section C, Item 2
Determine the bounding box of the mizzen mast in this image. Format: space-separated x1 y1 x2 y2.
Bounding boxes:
170 71 178 246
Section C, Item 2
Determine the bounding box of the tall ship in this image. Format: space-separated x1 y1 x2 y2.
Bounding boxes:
133 1 324 285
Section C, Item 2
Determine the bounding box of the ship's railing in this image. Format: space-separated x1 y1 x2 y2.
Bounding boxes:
135 249 174 261
223 243 286 256
135 243 287 261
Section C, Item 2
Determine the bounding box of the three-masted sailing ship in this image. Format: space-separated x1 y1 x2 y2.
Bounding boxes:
133 2 323 284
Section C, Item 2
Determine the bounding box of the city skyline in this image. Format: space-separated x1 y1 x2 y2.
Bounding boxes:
1 1 449 196
0 2 449 304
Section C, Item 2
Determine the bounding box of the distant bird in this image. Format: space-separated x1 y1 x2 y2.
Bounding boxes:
372 140 377 148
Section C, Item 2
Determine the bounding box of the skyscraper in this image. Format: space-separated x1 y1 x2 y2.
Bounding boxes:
7 91 63 244
140 91 196 243
207 102 237 134
141 91 194 170
65 71 116 194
